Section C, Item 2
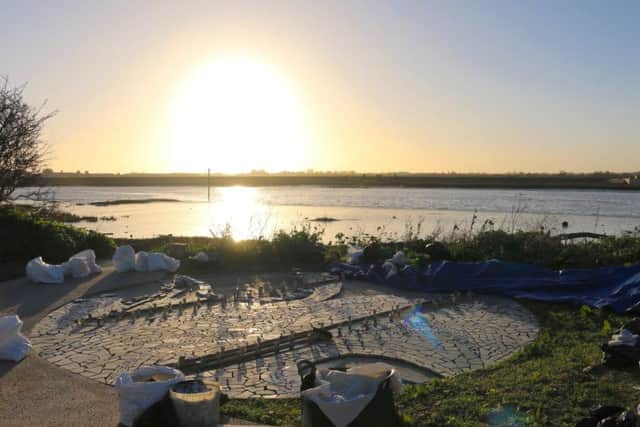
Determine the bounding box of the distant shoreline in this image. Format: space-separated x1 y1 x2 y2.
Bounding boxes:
31 174 640 191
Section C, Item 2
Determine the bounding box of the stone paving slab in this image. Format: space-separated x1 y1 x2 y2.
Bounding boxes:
31 278 539 398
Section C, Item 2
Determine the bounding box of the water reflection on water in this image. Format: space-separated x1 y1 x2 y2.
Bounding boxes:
15 186 640 240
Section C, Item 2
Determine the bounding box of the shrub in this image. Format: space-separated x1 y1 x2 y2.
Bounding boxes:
0 205 115 263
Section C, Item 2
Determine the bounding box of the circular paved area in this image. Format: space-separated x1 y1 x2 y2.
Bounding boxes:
31 275 539 398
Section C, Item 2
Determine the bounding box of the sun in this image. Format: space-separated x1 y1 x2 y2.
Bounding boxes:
169 57 308 173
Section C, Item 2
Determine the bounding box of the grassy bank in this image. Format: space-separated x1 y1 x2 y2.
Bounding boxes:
0 206 115 279
117 226 640 273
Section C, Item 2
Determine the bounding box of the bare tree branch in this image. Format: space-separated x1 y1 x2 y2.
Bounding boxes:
0 76 56 203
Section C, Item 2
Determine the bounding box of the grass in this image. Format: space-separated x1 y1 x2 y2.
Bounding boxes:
220 302 640 426
395 302 640 426
221 398 301 426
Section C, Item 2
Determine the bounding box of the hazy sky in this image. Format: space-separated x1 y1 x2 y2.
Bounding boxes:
2 1 638 173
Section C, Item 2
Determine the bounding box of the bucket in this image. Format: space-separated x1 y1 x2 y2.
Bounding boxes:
169 380 220 427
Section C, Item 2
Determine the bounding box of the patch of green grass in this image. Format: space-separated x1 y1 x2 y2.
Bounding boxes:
220 303 640 426
395 302 640 426
221 398 300 426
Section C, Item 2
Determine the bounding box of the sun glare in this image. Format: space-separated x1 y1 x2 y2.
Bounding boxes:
169 57 308 173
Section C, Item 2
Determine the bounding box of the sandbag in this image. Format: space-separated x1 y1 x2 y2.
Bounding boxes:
190 251 209 263
346 246 363 265
134 251 149 272
0 315 32 362
115 365 184 427
69 249 102 274
26 257 65 284
147 253 180 273
63 257 91 279
113 245 136 273
301 363 401 427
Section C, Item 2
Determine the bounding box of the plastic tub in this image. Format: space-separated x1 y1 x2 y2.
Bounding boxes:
169 380 220 427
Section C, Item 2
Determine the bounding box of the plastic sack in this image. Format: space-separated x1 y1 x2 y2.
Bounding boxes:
63 250 102 279
301 363 401 427
134 251 149 272
0 315 32 362
70 249 102 274
147 253 180 272
391 251 408 267
63 258 91 279
26 257 65 284
346 246 363 265
190 251 209 263
115 365 184 427
113 245 136 273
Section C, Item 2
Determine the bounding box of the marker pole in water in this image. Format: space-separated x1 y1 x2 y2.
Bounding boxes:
207 168 211 202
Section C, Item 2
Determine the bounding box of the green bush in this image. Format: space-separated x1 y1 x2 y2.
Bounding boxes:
0 206 115 263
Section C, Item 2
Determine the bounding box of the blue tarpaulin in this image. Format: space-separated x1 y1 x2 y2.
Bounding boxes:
330 260 640 313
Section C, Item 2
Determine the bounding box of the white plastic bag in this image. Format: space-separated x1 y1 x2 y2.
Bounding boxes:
113 245 136 273
26 257 65 284
301 363 401 427
147 253 180 272
69 249 102 274
0 315 32 362
115 365 184 427
134 251 149 272
190 251 209 263
27 250 102 283
63 257 91 279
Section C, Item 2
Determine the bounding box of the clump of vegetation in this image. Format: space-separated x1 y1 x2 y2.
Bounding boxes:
119 223 325 272
221 398 300 426
0 205 115 264
324 226 640 270
87 198 181 206
13 203 106 223
394 302 640 426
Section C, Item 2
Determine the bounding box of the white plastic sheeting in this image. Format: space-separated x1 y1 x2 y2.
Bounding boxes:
0 315 32 362
301 363 401 427
112 246 180 273
115 365 184 427
26 250 102 284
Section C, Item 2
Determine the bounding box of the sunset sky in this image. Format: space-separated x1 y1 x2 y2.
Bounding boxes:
2 1 638 174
